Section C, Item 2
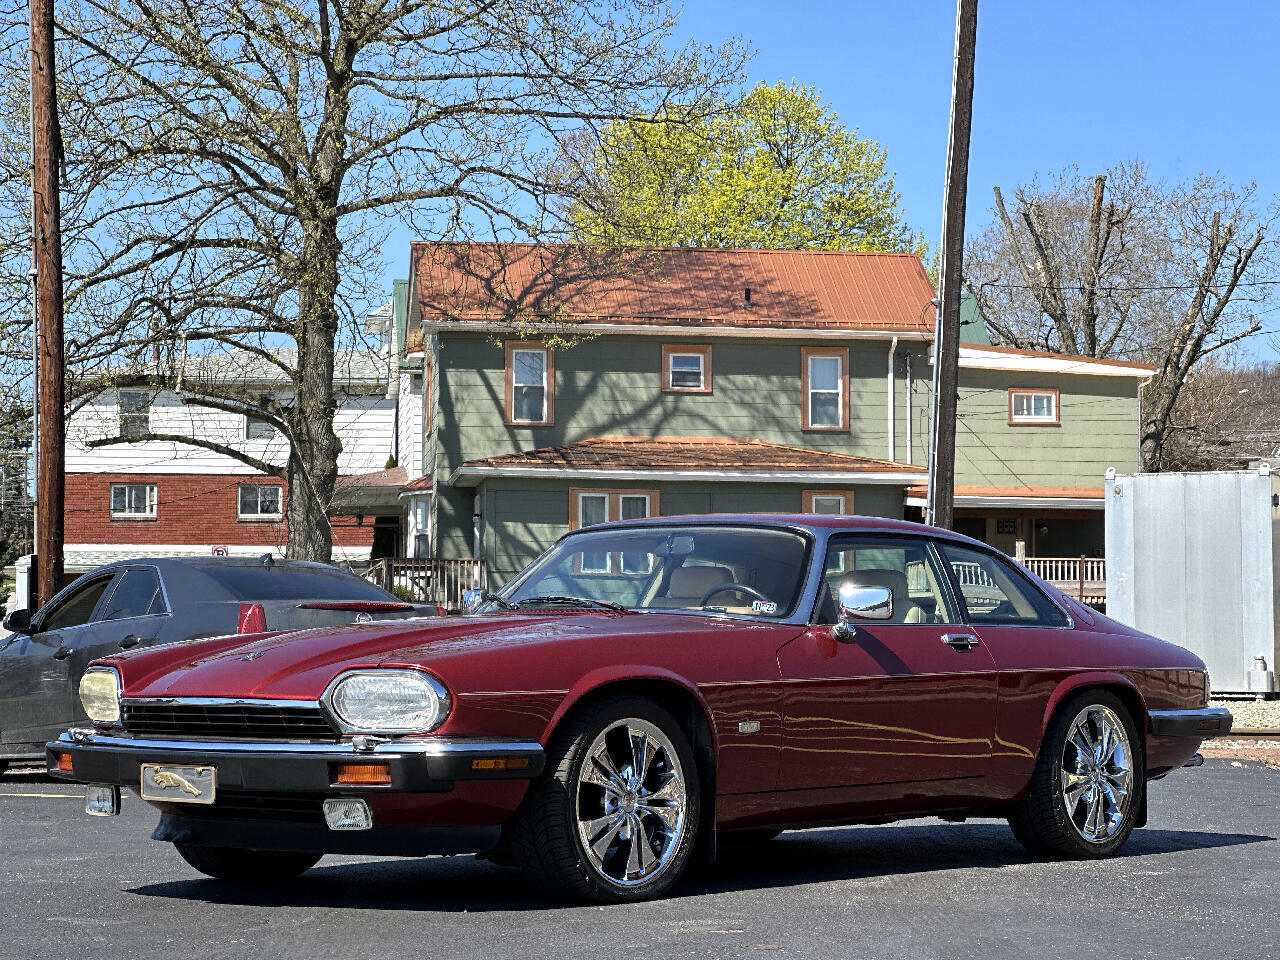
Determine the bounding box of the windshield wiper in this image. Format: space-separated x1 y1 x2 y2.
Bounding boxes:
478 591 518 610
516 595 631 613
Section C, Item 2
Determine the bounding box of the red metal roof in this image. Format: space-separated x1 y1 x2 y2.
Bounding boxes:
458 435 925 474
410 243 936 333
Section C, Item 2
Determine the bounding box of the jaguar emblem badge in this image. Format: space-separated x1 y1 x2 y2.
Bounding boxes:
151 770 202 797
241 650 265 661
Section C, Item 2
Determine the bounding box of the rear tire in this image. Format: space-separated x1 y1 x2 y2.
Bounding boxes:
1009 690 1143 859
174 843 321 881
511 696 700 903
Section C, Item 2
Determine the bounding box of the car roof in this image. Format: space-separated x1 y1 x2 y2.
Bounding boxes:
581 513 990 549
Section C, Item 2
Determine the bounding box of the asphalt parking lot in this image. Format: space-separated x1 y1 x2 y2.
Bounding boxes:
2 759 1276 960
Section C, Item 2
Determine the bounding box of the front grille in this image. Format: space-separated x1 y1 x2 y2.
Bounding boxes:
121 701 338 741
179 792 326 824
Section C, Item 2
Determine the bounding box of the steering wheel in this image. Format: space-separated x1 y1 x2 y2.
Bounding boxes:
699 583 771 606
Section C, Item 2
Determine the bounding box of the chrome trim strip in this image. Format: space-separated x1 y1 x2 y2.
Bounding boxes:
57 730 542 757
122 697 322 709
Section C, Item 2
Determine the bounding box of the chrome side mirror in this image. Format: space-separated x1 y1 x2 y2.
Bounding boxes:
461 589 484 615
830 583 893 642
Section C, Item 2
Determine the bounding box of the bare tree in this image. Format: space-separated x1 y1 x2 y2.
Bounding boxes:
966 164 1277 471
0 0 746 560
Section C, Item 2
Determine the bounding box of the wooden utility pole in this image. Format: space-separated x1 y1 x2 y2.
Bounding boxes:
31 0 64 607
926 0 978 531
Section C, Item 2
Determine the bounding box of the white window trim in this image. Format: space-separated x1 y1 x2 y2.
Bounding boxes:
1009 389 1058 424
810 495 845 514
117 390 151 438
667 352 705 390
807 353 844 429
110 483 157 519
237 484 283 521
511 348 548 424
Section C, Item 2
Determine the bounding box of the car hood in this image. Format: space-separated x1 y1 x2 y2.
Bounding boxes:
110 610 786 700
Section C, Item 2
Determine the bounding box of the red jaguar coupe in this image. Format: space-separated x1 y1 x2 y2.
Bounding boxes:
48 516 1231 903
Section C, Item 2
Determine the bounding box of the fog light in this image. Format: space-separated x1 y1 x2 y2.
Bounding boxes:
85 785 120 817
323 798 373 831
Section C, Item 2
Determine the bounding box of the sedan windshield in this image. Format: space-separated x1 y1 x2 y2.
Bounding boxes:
494 525 811 618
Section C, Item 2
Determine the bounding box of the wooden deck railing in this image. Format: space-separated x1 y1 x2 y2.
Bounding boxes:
1021 556 1106 604
364 558 487 612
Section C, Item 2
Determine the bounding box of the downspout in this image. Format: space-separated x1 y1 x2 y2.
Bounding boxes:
905 353 913 463
887 336 899 462
473 491 482 558
386 305 400 464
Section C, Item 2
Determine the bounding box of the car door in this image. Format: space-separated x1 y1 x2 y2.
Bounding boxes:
776 534 998 792
66 566 171 701
0 572 118 748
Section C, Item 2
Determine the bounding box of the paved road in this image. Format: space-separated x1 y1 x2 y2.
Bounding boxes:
2 759 1276 960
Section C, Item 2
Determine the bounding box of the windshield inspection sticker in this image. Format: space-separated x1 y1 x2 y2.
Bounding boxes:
751 600 778 615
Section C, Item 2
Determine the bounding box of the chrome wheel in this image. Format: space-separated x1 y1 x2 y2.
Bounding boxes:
1060 704 1133 843
575 717 687 888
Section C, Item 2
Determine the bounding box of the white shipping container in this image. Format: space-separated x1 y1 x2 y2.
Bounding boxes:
1105 467 1279 696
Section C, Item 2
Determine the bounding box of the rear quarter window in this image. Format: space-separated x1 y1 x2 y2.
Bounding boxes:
200 567 392 602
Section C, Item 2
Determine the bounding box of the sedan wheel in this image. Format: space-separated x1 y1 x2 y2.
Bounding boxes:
1008 690 1143 859
575 718 688 887
1059 704 1134 843
511 697 700 903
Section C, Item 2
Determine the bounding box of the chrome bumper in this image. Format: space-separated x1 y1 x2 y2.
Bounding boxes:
1147 707 1233 739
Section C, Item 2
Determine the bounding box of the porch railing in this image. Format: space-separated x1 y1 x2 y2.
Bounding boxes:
364 558 488 612
1021 556 1106 605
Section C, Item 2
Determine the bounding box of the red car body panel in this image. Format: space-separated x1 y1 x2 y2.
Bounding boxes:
83 514 1214 835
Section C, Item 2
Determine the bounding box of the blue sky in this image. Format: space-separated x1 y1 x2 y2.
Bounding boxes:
380 0 1280 354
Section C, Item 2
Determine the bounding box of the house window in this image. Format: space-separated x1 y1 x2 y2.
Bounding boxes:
238 484 283 519
662 344 712 393
801 347 848 431
1008 388 1059 425
110 483 156 519
245 414 275 440
803 490 851 515
118 390 151 439
569 488 660 575
505 341 553 426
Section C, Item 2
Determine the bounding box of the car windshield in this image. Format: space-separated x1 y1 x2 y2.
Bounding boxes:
493 524 811 618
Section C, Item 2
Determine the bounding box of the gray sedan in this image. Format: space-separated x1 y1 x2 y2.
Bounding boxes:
0 556 432 766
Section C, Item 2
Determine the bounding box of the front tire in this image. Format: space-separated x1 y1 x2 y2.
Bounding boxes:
174 843 322 881
511 696 700 903
1009 690 1143 859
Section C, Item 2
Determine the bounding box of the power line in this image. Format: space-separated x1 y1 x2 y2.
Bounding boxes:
976 278 1280 293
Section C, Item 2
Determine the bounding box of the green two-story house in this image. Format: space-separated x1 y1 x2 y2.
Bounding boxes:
392 243 1152 589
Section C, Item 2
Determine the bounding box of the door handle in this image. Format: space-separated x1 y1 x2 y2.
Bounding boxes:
119 635 142 649
942 633 980 651
52 645 71 660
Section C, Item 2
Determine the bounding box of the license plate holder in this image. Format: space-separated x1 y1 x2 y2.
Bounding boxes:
140 763 216 805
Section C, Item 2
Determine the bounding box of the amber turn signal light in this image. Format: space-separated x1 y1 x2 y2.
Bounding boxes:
471 757 530 772
55 752 73 773
334 762 391 785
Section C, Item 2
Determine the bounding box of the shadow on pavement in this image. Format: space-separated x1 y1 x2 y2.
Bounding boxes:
126 821 1273 913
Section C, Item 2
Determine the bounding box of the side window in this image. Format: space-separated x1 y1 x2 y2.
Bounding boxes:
940 543 1069 626
101 568 167 621
816 537 958 625
40 577 115 632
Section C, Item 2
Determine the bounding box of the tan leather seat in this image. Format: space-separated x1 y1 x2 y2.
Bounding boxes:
655 565 736 607
841 568 926 624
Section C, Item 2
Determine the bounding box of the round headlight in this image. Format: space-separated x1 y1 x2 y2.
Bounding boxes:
326 670 450 734
79 668 121 725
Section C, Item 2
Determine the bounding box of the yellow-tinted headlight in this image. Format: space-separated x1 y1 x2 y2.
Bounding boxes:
79 668 120 725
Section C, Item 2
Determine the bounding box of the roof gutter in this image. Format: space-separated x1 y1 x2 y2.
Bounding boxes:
449 465 927 488
417 321 934 342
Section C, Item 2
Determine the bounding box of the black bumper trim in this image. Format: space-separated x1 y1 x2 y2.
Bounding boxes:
153 813 501 857
1148 707 1234 739
45 732 544 793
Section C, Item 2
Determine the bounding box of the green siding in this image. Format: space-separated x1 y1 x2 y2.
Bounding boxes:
475 477 904 588
953 370 1139 487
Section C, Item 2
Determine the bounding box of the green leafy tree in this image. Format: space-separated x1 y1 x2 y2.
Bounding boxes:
563 81 923 253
